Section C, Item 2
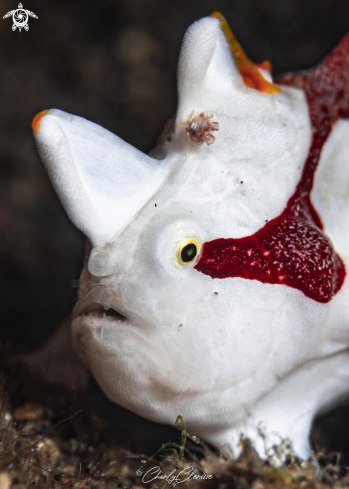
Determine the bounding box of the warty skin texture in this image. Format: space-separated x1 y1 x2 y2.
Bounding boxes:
32 15 349 460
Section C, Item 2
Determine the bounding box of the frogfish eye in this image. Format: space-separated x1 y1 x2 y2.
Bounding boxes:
174 236 201 268
181 243 198 263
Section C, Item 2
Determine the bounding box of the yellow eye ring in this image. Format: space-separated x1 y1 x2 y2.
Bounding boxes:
175 237 201 267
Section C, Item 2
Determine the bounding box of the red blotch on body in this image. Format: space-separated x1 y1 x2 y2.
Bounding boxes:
195 34 349 303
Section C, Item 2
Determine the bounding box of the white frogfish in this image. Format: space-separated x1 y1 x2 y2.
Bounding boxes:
32 13 349 460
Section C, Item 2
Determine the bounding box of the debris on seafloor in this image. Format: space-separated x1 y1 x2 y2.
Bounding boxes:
1 377 349 488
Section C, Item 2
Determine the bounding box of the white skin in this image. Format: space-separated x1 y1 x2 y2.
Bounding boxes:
33 16 349 460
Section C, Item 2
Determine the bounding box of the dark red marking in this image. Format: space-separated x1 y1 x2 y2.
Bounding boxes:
195 34 349 303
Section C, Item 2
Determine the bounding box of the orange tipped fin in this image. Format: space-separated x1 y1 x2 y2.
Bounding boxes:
256 60 272 73
210 12 281 95
32 110 50 135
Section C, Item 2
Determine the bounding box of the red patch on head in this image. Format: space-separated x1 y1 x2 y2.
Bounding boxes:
195 34 349 303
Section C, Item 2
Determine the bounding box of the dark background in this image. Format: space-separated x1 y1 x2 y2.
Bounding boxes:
1 0 349 453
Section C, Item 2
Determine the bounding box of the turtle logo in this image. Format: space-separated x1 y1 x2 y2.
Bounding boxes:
3 3 38 32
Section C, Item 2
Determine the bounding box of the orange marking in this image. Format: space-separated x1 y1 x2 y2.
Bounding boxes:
256 60 272 73
210 12 281 95
32 110 50 135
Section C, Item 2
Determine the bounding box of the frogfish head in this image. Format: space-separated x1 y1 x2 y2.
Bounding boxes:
32 13 348 457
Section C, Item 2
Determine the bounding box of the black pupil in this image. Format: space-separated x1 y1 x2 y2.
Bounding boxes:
181 243 197 263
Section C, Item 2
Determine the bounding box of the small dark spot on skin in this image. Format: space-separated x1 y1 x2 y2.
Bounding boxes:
179 324 183 327
265 220 269 223
240 181 244 184
214 291 218 295
155 204 157 207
